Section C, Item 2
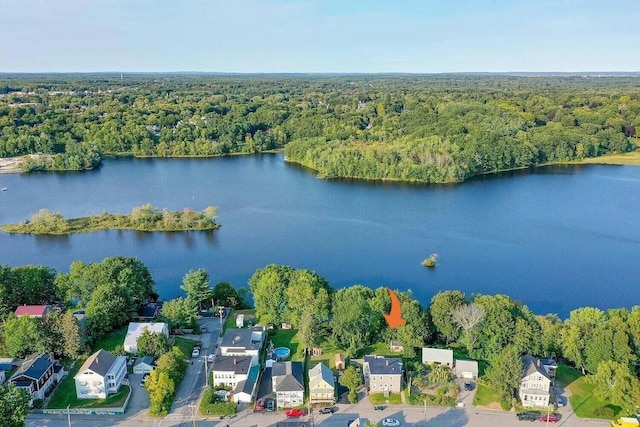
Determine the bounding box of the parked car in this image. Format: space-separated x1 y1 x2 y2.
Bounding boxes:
266 400 275 411
464 381 474 391
255 398 265 411
517 411 540 421
319 407 337 414
195 341 203 348
382 419 400 427
207 353 215 363
127 357 136 367
140 373 150 386
192 348 200 358
556 396 566 407
201 325 207 332
285 408 306 418
374 405 385 411
538 414 559 423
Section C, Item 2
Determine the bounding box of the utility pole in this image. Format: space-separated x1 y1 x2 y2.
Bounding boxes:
67 404 71 427
204 354 209 386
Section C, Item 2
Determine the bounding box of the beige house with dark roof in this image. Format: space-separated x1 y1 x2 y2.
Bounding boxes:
364 355 403 393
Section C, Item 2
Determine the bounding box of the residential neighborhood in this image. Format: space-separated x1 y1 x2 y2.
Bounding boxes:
0 261 637 427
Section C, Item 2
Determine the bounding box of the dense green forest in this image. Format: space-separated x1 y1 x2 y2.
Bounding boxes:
1 74 638 181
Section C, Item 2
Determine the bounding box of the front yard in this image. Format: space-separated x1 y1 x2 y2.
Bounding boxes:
174 337 197 359
47 359 130 409
472 382 501 408
556 364 622 419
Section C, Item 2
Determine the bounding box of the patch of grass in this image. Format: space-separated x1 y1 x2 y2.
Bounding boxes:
310 338 346 370
472 382 501 407
47 360 130 409
576 150 640 166
174 337 197 359
369 393 386 404
556 364 622 419
388 393 402 404
268 328 304 361
92 326 128 353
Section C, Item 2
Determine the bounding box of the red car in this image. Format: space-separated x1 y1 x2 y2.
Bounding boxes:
255 399 264 411
285 409 307 418
538 414 559 423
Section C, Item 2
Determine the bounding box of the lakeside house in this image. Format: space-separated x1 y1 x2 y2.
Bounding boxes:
363 355 403 394
9 354 65 404
14 305 50 318
272 361 304 408
123 322 169 354
309 362 335 404
519 354 555 407
74 349 127 399
219 327 264 367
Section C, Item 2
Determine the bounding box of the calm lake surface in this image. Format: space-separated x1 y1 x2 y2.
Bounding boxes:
1 154 639 317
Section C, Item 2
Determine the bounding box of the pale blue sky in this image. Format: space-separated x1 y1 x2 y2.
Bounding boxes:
1 0 638 73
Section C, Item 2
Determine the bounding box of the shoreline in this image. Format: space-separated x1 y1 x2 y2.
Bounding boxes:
2 149 638 178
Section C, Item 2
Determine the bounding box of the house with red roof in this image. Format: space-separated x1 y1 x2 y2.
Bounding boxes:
14 305 50 318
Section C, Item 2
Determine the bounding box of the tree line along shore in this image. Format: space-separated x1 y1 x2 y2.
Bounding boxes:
1 75 638 181
0 204 219 234
1 259 639 419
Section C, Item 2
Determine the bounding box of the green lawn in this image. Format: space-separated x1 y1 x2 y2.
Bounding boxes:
369 393 386 404
309 338 346 370
174 337 197 359
472 383 501 408
268 328 304 361
47 360 130 409
556 365 622 419
388 393 403 404
92 326 128 353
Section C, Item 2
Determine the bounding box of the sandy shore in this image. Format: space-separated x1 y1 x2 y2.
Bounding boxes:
0 156 24 173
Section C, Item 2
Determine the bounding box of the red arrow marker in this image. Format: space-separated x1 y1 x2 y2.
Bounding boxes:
383 288 406 329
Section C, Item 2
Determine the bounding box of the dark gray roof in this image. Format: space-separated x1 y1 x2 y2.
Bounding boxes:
11 354 53 381
221 329 260 350
364 355 403 375
134 356 155 367
272 361 304 392
76 349 117 378
211 356 252 375
234 377 256 395
522 354 550 380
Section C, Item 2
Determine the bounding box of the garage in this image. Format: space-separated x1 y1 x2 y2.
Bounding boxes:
133 356 156 375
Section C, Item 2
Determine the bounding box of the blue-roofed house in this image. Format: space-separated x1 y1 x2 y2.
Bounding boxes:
9 354 65 403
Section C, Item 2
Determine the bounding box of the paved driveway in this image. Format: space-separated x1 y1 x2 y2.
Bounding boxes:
126 374 151 416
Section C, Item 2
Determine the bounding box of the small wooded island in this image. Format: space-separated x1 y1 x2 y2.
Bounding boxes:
0 204 219 235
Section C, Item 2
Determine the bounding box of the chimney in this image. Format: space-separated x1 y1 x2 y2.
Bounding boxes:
234 358 237 365
536 359 540 367
386 359 389 366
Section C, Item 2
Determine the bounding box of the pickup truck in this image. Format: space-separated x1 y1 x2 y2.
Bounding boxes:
611 417 640 427
285 408 307 418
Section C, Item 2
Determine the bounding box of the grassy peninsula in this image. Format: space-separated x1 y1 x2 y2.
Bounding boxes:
0 204 219 235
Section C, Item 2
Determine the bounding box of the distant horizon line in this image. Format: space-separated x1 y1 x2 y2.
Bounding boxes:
1 70 640 77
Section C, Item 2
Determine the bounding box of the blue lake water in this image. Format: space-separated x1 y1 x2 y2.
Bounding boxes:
1 154 639 317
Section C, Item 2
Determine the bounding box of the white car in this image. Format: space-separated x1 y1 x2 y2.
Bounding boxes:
192 348 200 358
382 419 400 427
207 354 215 363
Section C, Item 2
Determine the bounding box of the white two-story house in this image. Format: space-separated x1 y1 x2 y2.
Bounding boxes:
74 349 127 399
211 355 252 389
219 327 264 367
519 354 554 407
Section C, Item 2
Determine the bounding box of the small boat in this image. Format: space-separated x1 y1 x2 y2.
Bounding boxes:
1 187 7 191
